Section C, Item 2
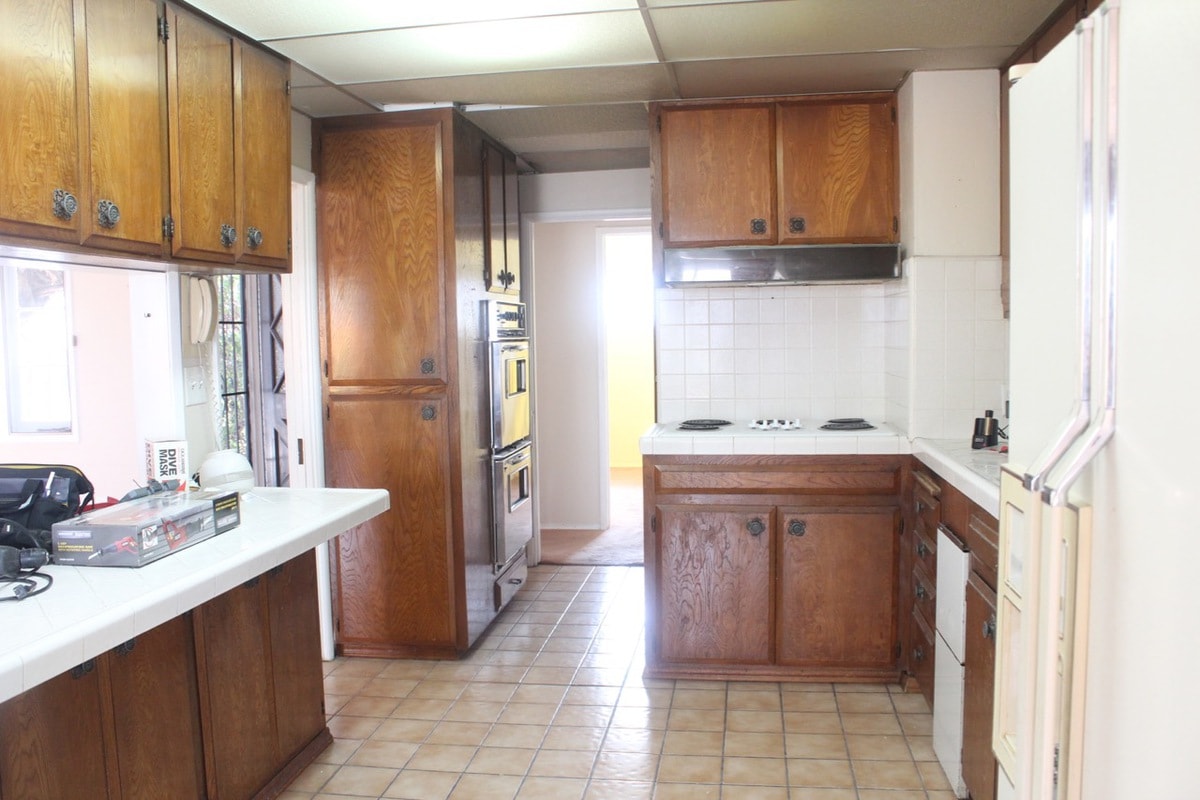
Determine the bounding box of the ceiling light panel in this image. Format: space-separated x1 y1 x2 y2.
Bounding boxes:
184 0 640 40
272 11 658 84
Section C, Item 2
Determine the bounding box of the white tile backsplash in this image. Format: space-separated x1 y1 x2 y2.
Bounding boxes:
654 259 1008 436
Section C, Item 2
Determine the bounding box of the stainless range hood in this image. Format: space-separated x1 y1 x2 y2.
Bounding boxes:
663 244 902 286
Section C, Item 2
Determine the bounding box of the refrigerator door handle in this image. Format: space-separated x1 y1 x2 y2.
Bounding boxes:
1044 1 1121 509
1023 15 1098 495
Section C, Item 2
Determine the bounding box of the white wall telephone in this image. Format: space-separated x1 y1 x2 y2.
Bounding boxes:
188 276 217 344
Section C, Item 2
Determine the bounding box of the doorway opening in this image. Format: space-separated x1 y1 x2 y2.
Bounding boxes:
601 228 654 542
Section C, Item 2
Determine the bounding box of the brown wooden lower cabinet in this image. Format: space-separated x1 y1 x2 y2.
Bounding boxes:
0 550 329 800
963 570 999 800
645 455 904 681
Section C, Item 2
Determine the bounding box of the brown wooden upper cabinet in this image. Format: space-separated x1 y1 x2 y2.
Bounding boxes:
654 93 898 248
0 0 83 245
0 0 290 271
483 141 521 296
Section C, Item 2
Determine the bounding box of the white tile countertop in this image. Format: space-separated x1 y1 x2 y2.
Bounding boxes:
639 421 1006 516
911 438 1007 517
639 419 911 456
0 487 388 703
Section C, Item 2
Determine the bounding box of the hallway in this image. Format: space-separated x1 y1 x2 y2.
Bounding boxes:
283 565 952 799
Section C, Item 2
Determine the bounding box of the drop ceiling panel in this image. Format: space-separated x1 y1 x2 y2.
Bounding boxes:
346 65 677 109
189 0 640 40
649 0 1059 60
673 48 1017 98
271 11 658 84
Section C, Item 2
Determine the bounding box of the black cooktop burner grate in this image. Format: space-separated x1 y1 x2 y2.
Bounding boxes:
678 418 732 431
820 417 876 431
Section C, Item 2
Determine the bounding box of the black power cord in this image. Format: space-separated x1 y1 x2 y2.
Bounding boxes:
0 545 53 602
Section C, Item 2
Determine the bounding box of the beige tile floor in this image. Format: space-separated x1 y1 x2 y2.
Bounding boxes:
282 565 956 800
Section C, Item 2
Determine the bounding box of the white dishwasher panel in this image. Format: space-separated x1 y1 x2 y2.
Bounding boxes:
936 525 970 660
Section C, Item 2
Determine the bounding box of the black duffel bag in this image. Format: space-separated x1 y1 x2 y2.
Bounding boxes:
0 463 95 550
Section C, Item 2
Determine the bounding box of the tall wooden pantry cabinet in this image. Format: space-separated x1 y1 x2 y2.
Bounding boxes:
314 109 521 658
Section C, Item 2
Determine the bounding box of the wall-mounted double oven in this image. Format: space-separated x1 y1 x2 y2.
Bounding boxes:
485 300 533 608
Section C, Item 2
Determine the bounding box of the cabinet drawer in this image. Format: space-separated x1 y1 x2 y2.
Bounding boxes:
913 475 941 531
910 607 935 710
655 465 900 495
913 523 937 576
911 562 936 630
967 510 999 590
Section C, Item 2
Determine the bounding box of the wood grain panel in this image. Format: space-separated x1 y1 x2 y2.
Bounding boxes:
78 0 168 255
963 572 998 800
0 660 111 800
194 578 278 800
167 5 237 264
656 466 899 495
967 509 1000 590
107 615 206 800
327 394 456 650
0 0 80 239
660 104 775 246
657 504 773 664
237 41 291 269
318 123 445 384
911 561 937 633
910 605 935 709
777 508 898 668
778 97 896 244
268 552 327 761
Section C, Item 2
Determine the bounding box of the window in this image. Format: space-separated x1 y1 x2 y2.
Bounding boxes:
214 275 249 457
0 263 75 435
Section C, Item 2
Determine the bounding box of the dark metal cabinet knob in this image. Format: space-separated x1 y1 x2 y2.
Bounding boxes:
421 405 436 421
787 519 807 537
71 659 96 679
746 518 765 537
788 216 806 234
915 582 927 600
97 199 120 229
114 638 137 656
913 646 925 662
983 615 997 640
246 226 263 249
916 541 930 557
52 188 78 220
750 218 767 235
420 358 435 374
220 223 237 248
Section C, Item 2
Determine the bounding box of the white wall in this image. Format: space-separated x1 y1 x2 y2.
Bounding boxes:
894 69 1008 439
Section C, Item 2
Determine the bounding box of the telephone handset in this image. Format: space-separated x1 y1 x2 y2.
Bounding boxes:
189 276 217 344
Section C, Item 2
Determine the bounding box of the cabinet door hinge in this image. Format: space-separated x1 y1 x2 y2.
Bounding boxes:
162 215 174 242
650 514 657 533
323 360 329 377
296 438 305 466
285 80 291 96
657 222 663 238
655 115 661 132
891 105 897 123
895 641 902 659
287 236 293 255
892 216 899 233
325 404 330 420
157 15 169 42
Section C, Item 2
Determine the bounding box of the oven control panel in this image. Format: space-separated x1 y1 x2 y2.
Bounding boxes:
485 299 527 340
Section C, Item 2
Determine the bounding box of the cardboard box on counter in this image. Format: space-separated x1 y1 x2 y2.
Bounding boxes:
51 490 239 567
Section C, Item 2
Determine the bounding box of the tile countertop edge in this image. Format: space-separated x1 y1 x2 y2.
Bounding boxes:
911 438 1003 518
1 486 389 704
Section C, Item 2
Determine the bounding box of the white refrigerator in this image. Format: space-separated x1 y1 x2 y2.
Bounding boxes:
1000 1 1200 799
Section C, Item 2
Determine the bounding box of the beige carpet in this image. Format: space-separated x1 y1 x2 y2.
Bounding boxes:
540 468 644 566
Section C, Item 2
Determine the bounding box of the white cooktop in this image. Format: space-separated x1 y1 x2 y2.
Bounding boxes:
640 419 909 456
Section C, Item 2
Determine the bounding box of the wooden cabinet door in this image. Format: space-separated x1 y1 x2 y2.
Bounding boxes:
656 504 774 664
77 0 168 256
166 4 238 264
327 394 455 652
0 659 111 800
963 572 999 800
107 615 206 800
777 97 897 244
268 551 327 761
237 41 291 270
777 508 898 669
659 104 775 246
318 122 446 383
0 0 81 243
195 577 278 800
483 141 520 295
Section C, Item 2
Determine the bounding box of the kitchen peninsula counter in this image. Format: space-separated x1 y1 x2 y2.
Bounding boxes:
0 486 388 703
0 487 388 800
